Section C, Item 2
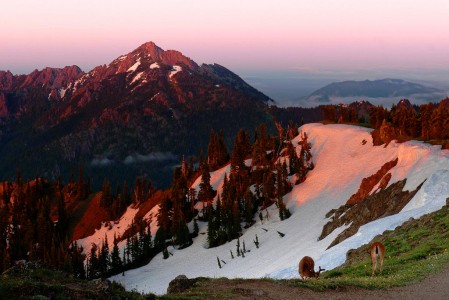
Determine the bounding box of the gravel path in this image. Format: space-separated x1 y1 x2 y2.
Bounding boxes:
192 264 449 300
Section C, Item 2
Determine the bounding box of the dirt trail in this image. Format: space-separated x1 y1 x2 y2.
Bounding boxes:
193 264 449 300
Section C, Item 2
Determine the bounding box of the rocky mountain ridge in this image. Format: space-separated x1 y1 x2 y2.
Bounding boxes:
0 41 272 188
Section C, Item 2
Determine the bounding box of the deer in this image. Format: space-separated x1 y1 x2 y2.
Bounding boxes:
370 241 385 276
298 256 325 279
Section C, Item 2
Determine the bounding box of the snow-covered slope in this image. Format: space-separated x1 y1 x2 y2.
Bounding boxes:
110 123 449 294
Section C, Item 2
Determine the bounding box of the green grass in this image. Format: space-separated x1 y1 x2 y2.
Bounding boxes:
0 266 153 299
281 206 449 290
164 206 449 299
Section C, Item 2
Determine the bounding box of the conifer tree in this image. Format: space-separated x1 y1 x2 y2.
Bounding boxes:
198 163 215 214
172 204 192 248
98 236 110 277
243 187 254 224
207 128 219 169
110 234 123 274
69 242 86 279
155 196 172 249
236 238 241 257
217 130 229 166
162 247 169 259
231 129 250 174
88 243 99 279
193 218 199 237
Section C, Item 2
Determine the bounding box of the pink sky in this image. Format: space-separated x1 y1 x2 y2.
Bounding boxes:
2 0 449 74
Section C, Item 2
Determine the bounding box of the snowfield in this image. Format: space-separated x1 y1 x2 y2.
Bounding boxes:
108 123 449 294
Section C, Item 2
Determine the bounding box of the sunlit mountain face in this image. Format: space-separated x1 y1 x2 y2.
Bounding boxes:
0 42 273 188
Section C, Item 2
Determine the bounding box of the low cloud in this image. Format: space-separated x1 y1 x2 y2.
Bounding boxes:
91 158 114 167
123 152 177 165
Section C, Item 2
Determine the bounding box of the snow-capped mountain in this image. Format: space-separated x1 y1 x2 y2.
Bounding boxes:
0 42 272 188
90 123 449 294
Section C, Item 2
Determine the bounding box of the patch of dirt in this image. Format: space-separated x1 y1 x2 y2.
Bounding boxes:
169 268 449 300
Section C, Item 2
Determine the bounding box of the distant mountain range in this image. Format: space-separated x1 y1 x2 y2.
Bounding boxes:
0 42 273 187
305 78 443 104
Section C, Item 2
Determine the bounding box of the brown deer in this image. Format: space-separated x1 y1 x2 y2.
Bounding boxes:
298 256 325 279
370 241 385 276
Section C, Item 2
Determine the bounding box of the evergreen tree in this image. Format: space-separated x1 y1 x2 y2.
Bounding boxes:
110 234 123 274
88 243 99 279
162 247 169 259
98 236 110 278
193 218 199 237
198 163 215 214
236 238 241 257
171 204 192 248
243 187 254 224
217 130 229 166
231 129 250 174
155 196 172 249
420 103 434 139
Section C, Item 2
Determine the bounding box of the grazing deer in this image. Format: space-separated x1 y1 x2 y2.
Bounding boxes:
298 256 325 279
370 241 385 276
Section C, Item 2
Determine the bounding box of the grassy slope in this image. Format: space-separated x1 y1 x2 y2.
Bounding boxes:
161 204 449 299
0 268 152 300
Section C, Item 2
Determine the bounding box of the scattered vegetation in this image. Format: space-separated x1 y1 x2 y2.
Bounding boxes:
162 205 449 299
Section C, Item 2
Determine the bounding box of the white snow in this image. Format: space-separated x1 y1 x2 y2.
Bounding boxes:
150 62 160 69
130 72 144 85
127 59 141 73
117 55 127 61
77 206 139 256
59 87 67 98
109 123 449 295
169 65 182 79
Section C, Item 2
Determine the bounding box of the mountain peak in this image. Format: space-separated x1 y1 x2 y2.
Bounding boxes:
133 41 198 69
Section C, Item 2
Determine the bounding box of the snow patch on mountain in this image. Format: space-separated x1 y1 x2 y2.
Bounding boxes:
128 59 141 73
130 72 144 85
77 206 139 256
109 123 449 295
150 62 160 69
169 65 182 79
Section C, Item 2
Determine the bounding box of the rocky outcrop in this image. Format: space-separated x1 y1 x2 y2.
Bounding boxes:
21 66 83 90
347 158 398 205
167 275 203 294
320 179 424 248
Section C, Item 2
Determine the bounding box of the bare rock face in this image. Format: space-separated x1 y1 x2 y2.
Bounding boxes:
347 158 398 205
21 66 83 89
320 178 424 248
